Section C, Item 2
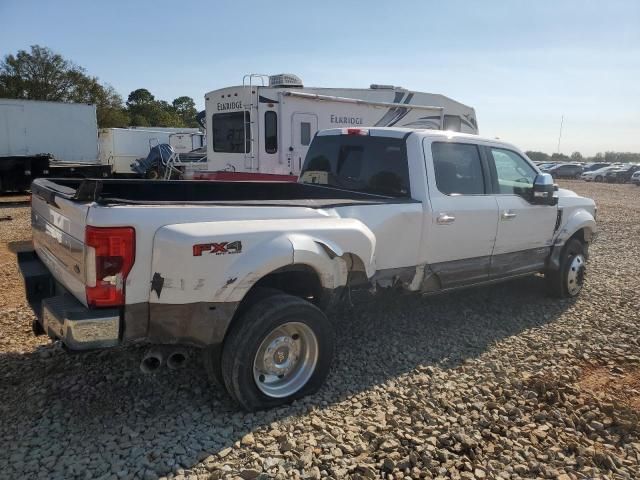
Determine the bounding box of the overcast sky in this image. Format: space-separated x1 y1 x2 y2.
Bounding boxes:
1 0 638 155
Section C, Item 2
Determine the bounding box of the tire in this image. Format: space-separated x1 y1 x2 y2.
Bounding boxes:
595 175 603 182
221 293 335 411
546 238 586 298
202 288 283 387
146 168 160 180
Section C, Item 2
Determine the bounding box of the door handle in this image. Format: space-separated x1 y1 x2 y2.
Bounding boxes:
501 210 517 220
436 213 456 225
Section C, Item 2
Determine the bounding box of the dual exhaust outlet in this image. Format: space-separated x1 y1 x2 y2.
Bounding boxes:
140 347 189 373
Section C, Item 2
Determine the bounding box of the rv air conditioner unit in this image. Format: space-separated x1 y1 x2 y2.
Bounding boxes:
269 74 304 88
370 84 402 90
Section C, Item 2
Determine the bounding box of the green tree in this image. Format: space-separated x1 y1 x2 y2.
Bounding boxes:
0 45 128 128
126 89 185 127
172 96 198 127
525 151 550 163
570 151 583 162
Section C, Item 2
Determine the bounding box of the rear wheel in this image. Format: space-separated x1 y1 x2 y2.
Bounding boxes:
220 292 335 411
546 238 586 298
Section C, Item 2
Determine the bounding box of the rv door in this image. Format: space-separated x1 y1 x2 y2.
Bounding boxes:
291 113 318 175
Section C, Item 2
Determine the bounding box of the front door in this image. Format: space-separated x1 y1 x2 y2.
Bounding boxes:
486 147 558 277
291 113 318 175
422 139 499 289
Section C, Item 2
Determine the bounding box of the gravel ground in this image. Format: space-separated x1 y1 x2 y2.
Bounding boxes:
0 181 639 480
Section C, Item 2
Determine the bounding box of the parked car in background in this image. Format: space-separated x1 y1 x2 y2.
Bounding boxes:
538 162 558 172
583 162 611 173
605 165 640 183
631 170 640 186
581 165 619 182
548 163 584 179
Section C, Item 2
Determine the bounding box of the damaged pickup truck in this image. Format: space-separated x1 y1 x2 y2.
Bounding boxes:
18 127 596 410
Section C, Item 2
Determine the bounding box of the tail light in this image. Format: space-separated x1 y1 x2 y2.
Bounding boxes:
345 128 369 136
85 226 135 307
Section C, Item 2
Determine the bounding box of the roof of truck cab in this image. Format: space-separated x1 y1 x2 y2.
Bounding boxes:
317 127 520 150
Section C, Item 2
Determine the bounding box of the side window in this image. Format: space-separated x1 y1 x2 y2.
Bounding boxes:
431 142 485 195
489 148 536 196
300 122 311 146
264 111 277 154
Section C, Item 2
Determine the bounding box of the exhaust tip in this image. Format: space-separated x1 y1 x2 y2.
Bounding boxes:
140 351 163 374
167 350 189 370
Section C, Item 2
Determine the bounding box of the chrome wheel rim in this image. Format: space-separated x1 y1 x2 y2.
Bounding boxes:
567 254 586 296
253 322 318 398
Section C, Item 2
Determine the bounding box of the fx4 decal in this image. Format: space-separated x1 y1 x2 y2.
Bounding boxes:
193 241 243 256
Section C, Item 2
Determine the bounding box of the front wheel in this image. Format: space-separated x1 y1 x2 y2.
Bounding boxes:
595 175 603 182
221 293 335 411
545 238 586 298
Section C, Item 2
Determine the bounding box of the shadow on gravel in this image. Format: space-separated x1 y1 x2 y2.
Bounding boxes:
0 274 573 477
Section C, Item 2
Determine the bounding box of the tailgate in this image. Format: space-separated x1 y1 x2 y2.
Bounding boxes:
31 179 90 306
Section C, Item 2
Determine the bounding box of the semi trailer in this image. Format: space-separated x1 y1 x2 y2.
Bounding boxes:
0 99 110 191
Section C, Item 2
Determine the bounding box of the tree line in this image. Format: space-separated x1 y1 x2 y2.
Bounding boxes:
0 45 200 129
525 151 640 164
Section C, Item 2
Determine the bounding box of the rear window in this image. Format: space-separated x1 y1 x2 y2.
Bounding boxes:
300 135 410 197
212 111 250 153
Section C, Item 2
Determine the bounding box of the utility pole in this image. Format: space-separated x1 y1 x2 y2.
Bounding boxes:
557 115 564 154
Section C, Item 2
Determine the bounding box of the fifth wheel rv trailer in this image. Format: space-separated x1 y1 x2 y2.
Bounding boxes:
203 74 478 178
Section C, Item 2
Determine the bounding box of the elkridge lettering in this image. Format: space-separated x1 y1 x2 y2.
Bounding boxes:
330 114 363 125
217 101 243 111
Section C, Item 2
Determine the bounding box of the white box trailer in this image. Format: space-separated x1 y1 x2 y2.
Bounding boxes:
203 74 478 177
0 99 111 191
169 132 205 153
98 127 200 175
0 98 98 162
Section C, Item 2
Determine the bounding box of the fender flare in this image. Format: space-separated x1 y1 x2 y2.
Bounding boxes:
548 210 596 270
215 232 375 303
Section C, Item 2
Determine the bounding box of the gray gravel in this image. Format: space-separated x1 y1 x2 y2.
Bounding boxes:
1 181 639 479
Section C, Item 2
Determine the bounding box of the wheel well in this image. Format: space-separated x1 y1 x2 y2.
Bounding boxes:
231 265 325 322
252 265 323 304
569 228 586 244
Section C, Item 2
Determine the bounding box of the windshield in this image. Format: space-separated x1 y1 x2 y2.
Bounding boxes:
299 135 411 198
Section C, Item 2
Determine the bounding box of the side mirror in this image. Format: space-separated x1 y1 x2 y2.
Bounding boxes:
532 173 558 206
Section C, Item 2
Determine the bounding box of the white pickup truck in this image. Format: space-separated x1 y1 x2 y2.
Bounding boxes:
19 127 596 410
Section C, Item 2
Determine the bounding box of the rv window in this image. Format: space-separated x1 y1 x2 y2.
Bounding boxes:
211 111 251 153
264 111 277 154
443 115 462 132
300 135 410 198
300 122 311 146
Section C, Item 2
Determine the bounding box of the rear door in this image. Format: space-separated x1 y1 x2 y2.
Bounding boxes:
486 147 557 278
291 113 318 174
422 139 499 289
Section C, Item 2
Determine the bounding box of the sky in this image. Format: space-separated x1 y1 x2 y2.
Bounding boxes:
1 0 638 156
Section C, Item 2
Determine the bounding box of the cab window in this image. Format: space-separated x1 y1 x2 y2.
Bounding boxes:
489 148 536 197
431 142 485 195
300 135 410 197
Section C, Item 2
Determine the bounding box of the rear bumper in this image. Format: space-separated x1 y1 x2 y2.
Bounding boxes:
18 250 240 350
18 251 120 350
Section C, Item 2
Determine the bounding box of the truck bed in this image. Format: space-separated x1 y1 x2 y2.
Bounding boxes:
32 178 418 208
